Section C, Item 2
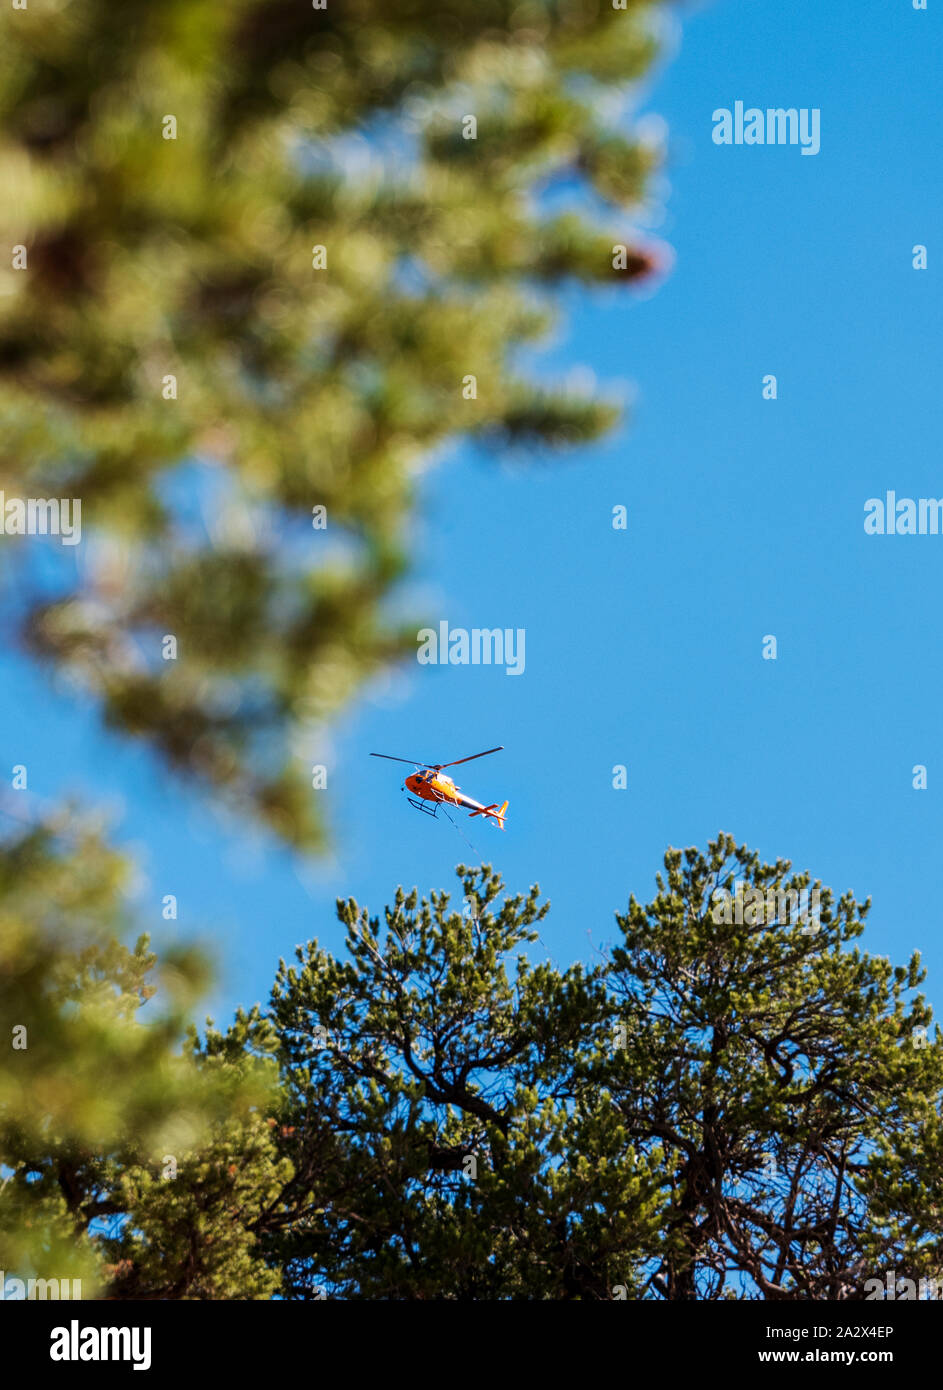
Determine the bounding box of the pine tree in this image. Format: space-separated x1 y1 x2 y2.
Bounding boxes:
9 832 943 1300
0 813 285 1297
99 1012 293 1300
260 864 665 1298
600 834 943 1299
148 842 943 1300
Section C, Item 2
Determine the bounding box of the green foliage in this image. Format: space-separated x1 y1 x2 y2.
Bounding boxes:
0 813 286 1298
238 843 943 1298
0 0 665 849
5 830 942 1300
601 833 943 1298
99 1113 290 1300
261 864 665 1298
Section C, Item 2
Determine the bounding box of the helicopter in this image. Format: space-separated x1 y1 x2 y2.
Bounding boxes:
370 746 508 830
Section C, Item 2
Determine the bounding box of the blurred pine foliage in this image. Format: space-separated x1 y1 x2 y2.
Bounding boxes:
0 0 667 849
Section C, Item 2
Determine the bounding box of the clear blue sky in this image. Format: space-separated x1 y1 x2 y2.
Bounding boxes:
4 0 942 1023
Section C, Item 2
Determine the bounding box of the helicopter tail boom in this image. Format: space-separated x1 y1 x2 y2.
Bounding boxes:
468 799 508 831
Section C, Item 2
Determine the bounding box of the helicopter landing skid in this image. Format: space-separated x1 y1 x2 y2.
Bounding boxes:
406 794 440 818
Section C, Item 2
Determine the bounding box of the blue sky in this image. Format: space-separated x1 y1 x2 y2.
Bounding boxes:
4 0 943 1024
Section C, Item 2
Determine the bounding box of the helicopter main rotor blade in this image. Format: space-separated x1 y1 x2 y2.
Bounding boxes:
435 746 504 770
370 753 428 767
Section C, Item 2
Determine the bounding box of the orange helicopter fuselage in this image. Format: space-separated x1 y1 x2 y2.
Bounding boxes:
405 770 466 808
370 746 507 829
404 770 507 829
